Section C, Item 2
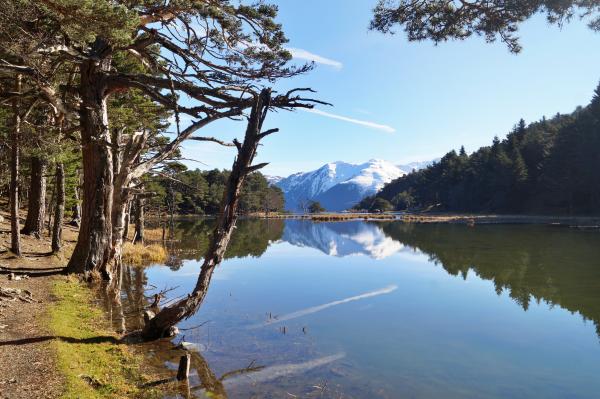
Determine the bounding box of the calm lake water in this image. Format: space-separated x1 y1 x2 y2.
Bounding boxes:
113 219 600 398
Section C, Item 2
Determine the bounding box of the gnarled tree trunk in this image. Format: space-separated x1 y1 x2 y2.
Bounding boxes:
108 184 129 283
22 156 47 238
105 128 149 280
66 53 114 279
10 74 22 256
133 196 144 244
142 90 274 339
51 163 65 253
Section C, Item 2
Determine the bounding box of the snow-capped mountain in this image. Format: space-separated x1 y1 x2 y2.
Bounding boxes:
276 159 406 211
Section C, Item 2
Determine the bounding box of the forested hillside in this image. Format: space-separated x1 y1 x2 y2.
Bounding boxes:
144 165 284 215
357 84 600 214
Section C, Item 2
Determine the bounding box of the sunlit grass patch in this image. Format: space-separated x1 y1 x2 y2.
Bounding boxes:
48 277 159 398
122 243 167 266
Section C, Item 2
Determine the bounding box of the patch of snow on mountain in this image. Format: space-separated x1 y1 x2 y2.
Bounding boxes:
342 159 405 194
265 175 283 185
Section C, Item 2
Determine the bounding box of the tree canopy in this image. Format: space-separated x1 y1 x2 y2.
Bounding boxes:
371 0 600 52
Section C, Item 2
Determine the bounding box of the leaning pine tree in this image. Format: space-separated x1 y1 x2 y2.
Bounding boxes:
144 89 282 338
0 1 325 280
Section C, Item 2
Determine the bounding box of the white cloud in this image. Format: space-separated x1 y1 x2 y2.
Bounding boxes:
287 47 343 70
302 108 396 133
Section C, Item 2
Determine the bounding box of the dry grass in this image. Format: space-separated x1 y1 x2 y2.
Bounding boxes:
123 226 166 243
245 212 399 221
122 243 167 266
310 213 397 221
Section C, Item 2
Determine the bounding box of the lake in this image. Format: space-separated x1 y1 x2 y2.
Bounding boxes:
111 219 600 398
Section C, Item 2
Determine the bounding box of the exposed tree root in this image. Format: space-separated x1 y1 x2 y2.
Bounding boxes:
0 287 35 304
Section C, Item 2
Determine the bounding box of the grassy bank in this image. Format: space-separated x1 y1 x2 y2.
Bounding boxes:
48 277 160 399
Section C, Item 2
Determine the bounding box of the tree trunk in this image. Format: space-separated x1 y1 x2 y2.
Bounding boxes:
134 196 144 244
123 201 131 240
142 90 273 339
22 156 47 238
52 163 65 253
10 74 22 256
106 127 129 282
46 176 54 234
108 190 128 282
69 170 82 227
66 54 114 279
167 183 175 240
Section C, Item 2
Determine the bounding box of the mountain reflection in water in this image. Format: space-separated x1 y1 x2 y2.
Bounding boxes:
108 219 600 398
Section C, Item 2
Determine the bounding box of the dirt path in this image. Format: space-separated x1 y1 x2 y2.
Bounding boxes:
0 276 63 399
0 212 78 399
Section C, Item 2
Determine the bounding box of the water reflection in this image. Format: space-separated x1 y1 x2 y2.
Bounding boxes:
139 219 600 341
109 219 600 398
378 223 600 335
250 285 398 329
159 218 285 266
283 220 405 259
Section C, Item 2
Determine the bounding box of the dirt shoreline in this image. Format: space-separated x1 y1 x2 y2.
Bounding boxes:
391 213 600 226
0 211 177 398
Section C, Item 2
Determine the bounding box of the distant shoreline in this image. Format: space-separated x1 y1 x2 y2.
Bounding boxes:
257 213 600 227
149 212 600 227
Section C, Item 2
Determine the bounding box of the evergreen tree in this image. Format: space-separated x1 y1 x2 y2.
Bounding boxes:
359 82 600 215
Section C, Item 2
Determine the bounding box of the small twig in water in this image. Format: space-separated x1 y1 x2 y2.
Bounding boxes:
179 320 211 331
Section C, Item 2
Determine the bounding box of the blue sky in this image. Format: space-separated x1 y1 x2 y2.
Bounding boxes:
178 0 600 177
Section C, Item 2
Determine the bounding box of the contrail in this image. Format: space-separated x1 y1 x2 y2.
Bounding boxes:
250 285 398 329
222 353 346 389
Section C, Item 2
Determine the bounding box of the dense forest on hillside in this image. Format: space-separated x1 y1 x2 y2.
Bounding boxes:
144 164 284 216
357 84 600 215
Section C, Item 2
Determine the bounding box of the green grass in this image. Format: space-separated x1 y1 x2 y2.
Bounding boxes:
48 277 159 398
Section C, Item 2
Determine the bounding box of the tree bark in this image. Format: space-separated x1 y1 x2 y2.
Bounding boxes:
66 51 114 279
52 163 65 253
22 156 47 238
107 126 129 283
10 74 22 256
167 182 175 240
105 128 149 279
46 176 54 234
123 201 131 240
69 170 81 227
142 89 273 339
134 196 144 244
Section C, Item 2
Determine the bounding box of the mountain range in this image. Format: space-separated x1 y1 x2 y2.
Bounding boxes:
271 159 435 211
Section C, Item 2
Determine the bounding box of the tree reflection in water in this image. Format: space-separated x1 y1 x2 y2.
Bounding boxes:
102 219 600 397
